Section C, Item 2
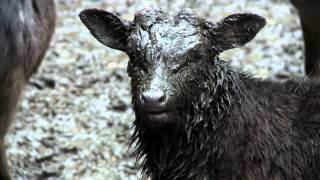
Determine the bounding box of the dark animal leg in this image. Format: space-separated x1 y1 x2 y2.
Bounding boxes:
0 139 10 180
301 19 320 78
0 70 25 180
0 0 55 177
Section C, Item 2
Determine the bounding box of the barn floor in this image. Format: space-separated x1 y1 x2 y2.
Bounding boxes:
6 0 303 179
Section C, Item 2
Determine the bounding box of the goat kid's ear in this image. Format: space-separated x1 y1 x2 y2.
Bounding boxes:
79 9 132 51
209 13 266 53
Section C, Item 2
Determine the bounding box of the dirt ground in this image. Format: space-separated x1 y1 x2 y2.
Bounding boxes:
6 0 303 179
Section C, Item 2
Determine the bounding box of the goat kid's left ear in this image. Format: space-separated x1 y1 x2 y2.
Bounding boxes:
209 13 266 53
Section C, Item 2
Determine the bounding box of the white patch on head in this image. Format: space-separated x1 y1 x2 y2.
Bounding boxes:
149 19 200 55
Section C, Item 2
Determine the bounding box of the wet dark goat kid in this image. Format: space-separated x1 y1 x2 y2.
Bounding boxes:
0 1 55 179
80 8 320 180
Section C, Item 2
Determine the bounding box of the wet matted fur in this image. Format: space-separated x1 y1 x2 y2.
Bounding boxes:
80 8 320 180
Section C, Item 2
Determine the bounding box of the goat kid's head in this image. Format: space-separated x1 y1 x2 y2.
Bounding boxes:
80 8 265 129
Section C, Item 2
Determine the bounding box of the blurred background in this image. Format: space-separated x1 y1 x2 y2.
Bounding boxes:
6 0 303 179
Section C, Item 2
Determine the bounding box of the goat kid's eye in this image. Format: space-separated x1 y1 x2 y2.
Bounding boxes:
171 55 203 74
171 64 181 73
189 51 203 63
128 56 149 74
171 60 190 73
132 61 149 74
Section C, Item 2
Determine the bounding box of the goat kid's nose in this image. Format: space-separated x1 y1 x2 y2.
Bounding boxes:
141 90 166 106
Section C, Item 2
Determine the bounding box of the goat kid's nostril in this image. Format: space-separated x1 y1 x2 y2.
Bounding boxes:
141 90 166 105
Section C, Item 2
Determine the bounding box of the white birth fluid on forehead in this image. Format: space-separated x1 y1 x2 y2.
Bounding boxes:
132 17 202 92
136 18 201 56
150 19 200 55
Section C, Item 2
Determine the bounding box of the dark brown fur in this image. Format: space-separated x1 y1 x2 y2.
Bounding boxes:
290 0 320 77
0 1 55 179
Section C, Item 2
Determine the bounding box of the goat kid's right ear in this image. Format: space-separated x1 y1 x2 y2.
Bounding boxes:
79 9 132 52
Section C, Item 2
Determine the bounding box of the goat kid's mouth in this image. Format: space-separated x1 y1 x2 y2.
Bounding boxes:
144 108 172 120
137 105 176 124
